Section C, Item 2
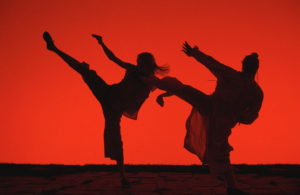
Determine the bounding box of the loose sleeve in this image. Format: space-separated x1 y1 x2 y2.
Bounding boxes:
193 50 237 79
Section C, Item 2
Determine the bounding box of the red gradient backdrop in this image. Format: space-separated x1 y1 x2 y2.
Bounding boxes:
1 0 299 165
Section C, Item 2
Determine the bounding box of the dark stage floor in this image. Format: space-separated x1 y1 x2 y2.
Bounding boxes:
0 164 299 194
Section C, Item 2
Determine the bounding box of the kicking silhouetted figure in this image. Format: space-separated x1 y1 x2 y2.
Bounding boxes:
144 42 263 195
43 32 168 186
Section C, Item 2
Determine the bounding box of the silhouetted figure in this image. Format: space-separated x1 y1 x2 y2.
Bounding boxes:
43 32 168 186
144 42 263 195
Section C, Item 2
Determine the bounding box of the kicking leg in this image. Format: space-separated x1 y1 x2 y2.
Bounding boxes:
157 77 211 115
177 84 211 115
43 31 87 73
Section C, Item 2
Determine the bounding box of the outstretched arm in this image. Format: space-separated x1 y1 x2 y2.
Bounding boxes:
92 34 134 70
182 42 236 78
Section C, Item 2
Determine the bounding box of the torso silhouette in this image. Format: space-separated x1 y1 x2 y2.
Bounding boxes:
212 69 263 126
81 65 152 120
110 67 153 119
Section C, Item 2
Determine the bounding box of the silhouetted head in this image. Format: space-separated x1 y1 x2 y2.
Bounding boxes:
137 52 169 76
242 53 259 77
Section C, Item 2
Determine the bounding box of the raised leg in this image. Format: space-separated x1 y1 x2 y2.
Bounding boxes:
43 31 87 73
156 77 211 115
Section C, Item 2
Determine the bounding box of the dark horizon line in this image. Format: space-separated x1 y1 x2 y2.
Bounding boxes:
1 163 300 178
1 163 300 166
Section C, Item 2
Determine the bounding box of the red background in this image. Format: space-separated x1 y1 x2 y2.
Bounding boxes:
1 0 299 165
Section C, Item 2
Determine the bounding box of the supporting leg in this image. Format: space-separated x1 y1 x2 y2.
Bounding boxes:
103 110 130 186
116 157 130 186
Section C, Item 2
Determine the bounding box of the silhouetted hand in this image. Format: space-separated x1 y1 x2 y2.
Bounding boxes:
92 34 103 43
156 95 165 107
182 41 199 57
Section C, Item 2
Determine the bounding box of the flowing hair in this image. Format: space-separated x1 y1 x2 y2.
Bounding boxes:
137 52 169 76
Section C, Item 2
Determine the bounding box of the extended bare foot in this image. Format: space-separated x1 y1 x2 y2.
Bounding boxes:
91 34 103 43
43 31 56 51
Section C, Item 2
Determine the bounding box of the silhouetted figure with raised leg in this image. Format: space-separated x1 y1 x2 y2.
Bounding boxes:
43 32 168 186
144 42 263 195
